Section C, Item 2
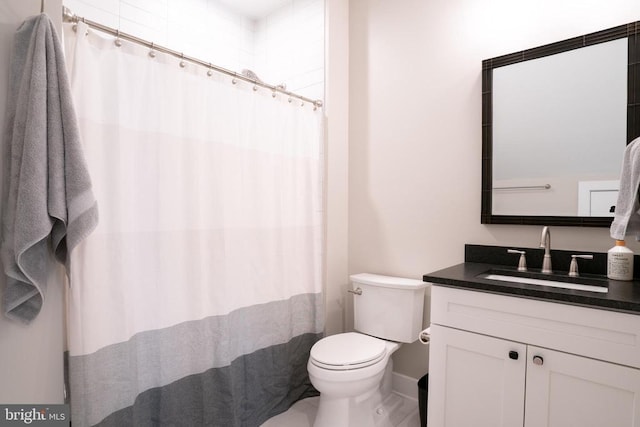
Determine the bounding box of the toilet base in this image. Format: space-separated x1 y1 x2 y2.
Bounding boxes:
313 388 412 427
312 357 395 427
313 393 376 427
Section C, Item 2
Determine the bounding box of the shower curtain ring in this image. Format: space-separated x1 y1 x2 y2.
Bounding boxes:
114 30 122 47
179 53 186 68
232 78 237 85
207 63 213 77
149 43 156 58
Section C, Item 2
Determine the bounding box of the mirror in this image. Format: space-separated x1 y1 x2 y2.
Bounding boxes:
481 22 640 227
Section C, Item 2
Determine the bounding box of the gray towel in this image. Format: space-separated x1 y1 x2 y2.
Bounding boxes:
610 136 640 240
1 14 98 323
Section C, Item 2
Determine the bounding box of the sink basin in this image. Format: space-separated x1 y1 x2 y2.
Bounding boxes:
478 269 609 293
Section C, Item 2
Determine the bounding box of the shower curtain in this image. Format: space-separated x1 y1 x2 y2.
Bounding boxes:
63 22 324 427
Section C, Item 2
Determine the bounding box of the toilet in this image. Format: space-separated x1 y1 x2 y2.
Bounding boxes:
308 273 428 427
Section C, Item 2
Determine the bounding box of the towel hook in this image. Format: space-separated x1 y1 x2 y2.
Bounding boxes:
41 0 45 13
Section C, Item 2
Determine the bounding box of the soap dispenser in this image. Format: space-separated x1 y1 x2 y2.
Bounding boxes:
607 240 634 281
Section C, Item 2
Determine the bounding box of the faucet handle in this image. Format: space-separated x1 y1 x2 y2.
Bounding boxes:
507 249 527 272
569 254 593 277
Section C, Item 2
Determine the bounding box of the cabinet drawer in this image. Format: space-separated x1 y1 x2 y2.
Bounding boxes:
431 286 640 369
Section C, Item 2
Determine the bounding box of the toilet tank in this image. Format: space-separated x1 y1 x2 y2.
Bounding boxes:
351 273 429 343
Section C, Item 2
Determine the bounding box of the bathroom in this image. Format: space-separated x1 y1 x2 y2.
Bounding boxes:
1 0 640 425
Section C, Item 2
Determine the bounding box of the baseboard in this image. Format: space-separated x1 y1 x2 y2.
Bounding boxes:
391 372 419 401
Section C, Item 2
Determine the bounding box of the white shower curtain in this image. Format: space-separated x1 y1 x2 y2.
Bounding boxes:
63 22 324 427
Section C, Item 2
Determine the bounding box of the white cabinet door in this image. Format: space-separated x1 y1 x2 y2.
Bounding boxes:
427 324 526 427
525 346 640 427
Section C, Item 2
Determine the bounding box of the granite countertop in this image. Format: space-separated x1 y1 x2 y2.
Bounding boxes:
423 244 640 315
423 262 640 315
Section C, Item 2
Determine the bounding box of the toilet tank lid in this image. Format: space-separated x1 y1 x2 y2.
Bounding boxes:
350 273 429 290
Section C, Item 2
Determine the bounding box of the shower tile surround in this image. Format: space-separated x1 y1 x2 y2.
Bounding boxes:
61 0 324 100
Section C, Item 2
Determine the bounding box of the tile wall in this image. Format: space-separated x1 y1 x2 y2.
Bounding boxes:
62 0 324 100
254 0 324 100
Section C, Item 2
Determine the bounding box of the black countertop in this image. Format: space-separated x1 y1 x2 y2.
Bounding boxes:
423 245 640 315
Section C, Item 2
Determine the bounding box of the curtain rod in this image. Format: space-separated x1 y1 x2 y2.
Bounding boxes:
61 6 323 109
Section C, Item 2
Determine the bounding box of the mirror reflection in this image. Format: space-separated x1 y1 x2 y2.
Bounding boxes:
492 38 627 217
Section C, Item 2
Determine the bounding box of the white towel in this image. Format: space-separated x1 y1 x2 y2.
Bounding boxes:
0 14 98 323
610 136 640 240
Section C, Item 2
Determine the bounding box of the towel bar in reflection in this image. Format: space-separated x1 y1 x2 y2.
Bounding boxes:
493 184 551 190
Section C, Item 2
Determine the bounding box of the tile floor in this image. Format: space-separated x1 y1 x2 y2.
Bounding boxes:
261 392 421 427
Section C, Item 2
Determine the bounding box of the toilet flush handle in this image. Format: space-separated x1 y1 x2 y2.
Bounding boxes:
348 287 362 295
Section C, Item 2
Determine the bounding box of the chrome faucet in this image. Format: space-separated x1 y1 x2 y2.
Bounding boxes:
539 226 552 274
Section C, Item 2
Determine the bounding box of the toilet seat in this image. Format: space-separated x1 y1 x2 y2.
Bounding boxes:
310 332 387 371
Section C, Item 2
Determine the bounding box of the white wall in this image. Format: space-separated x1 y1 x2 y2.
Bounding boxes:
347 0 640 379
0 0 65 404
324 0 349 336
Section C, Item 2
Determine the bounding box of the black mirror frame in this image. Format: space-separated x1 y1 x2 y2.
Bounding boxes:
481 21 640 227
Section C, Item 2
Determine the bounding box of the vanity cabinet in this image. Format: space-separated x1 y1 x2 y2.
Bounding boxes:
525 345 640 427
428 325 526 426
427 286 640 427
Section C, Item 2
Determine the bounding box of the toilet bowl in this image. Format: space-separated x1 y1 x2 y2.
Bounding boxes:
307 274 428 427
308 333 400 427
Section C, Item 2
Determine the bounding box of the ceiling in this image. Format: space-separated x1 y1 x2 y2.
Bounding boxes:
216 0 293 20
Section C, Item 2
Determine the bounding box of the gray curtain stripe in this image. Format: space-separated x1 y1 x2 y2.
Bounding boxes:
95 332 321 427
68 293 323 426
